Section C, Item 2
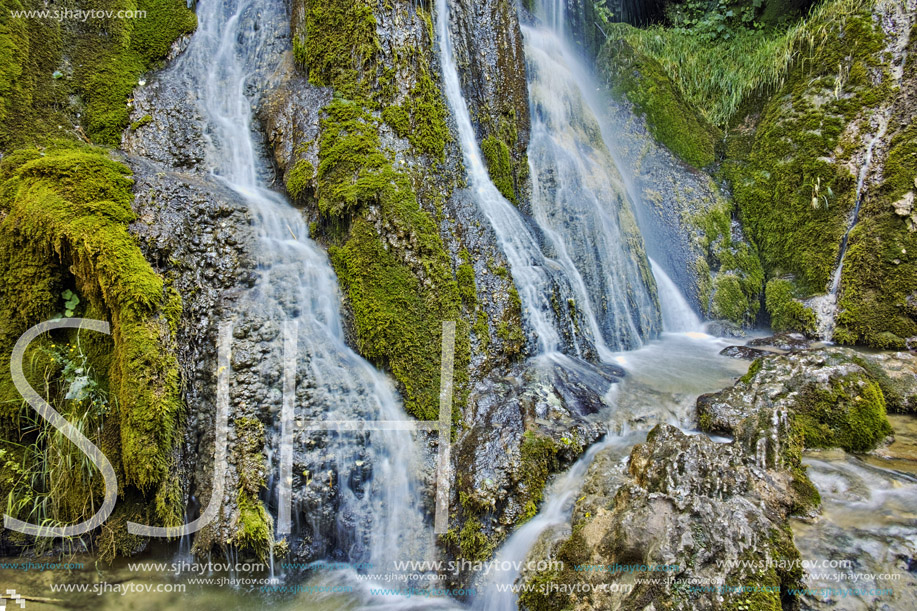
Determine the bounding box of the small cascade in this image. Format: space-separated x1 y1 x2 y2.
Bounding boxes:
524 23 662 350
163 0 429 568
436 0 660 358
476 434 639 610
650 259 704 333
830 121 889 296
812 114 891 341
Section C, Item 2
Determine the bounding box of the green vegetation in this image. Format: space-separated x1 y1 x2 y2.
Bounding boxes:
293 0 379 98
693 197 765 324
293 1 472 418
765 278 817 334
481 135 516 202
726 1 887 292
605 0 871 128
793 372 892 452
0 0 196 149
496 284 526 358
285 158 315 202
442 515 495 562
232 417 273 561
599 35 718 167
330 218 465 420
833 28 917 348
518 431 560 522
0 144 184 538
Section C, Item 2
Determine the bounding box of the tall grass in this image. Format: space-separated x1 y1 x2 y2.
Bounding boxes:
610 0 872 127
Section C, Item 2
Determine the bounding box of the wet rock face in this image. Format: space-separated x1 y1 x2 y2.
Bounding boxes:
450 0 531 202
126 157 259 547
519 425 803 611
515 348 913 609
446 357 622 580
697 348 896 457
260 70 332 203
719 344 775 360
746 332 817 352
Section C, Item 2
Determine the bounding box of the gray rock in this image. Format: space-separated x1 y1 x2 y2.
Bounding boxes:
518 424 803 611
719 345 775 360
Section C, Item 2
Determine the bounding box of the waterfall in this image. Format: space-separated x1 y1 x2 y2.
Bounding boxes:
830 120 889 296
650 259 704 333
524 22 663 349
168 0 428 567
436 0 660 358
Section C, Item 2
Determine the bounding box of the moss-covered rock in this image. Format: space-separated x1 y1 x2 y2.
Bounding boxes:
692 196 765 325
834 22 917 348
518 425 805 611
481 135 516 203
725 3 890 296
0 144 184 542
290 2 469 420
765 278 817 334
0 0 196 149
599 33 719 169
698 348 894 457
231 416 273 561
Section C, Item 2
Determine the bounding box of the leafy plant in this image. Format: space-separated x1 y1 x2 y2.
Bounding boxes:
61 289 80 317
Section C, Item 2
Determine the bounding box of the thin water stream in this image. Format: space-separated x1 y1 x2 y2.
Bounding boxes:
157 0 430 575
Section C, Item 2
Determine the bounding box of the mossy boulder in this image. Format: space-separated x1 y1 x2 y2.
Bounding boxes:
287 2 470 420
692 197 765 326
0 144 185 543
0 0 196 150
518 425 804 611
765 278 817 335
834 23 917 348
698 348 894 463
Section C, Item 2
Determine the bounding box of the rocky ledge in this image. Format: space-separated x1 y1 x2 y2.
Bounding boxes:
517 346 916 610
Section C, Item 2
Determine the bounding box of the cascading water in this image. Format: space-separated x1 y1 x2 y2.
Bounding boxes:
525 23 662 349
650 259 704 333
436 0 660 359
809 117 890 341
528 1 713 344
169 0 428 568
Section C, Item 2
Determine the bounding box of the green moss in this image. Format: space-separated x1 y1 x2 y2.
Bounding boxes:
481 135 516 203
0 144 184 528
285 158 315 201
0 0 196 149
739 357 763 384
457 261 477 308
473 308 490 351
712 274 754 324
496 284 526 358
232 417 273 561
331 218 464 419
694 195 764 325
834 121 917 347
599 33 719 168
727 7 889 296
794 374 892 452
765 278 816 334
294 2 467 419
381 45 449 160
518 431 560 523
294 0 379 98
443 516 494 562
315 103 468 419
129 114 153 132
